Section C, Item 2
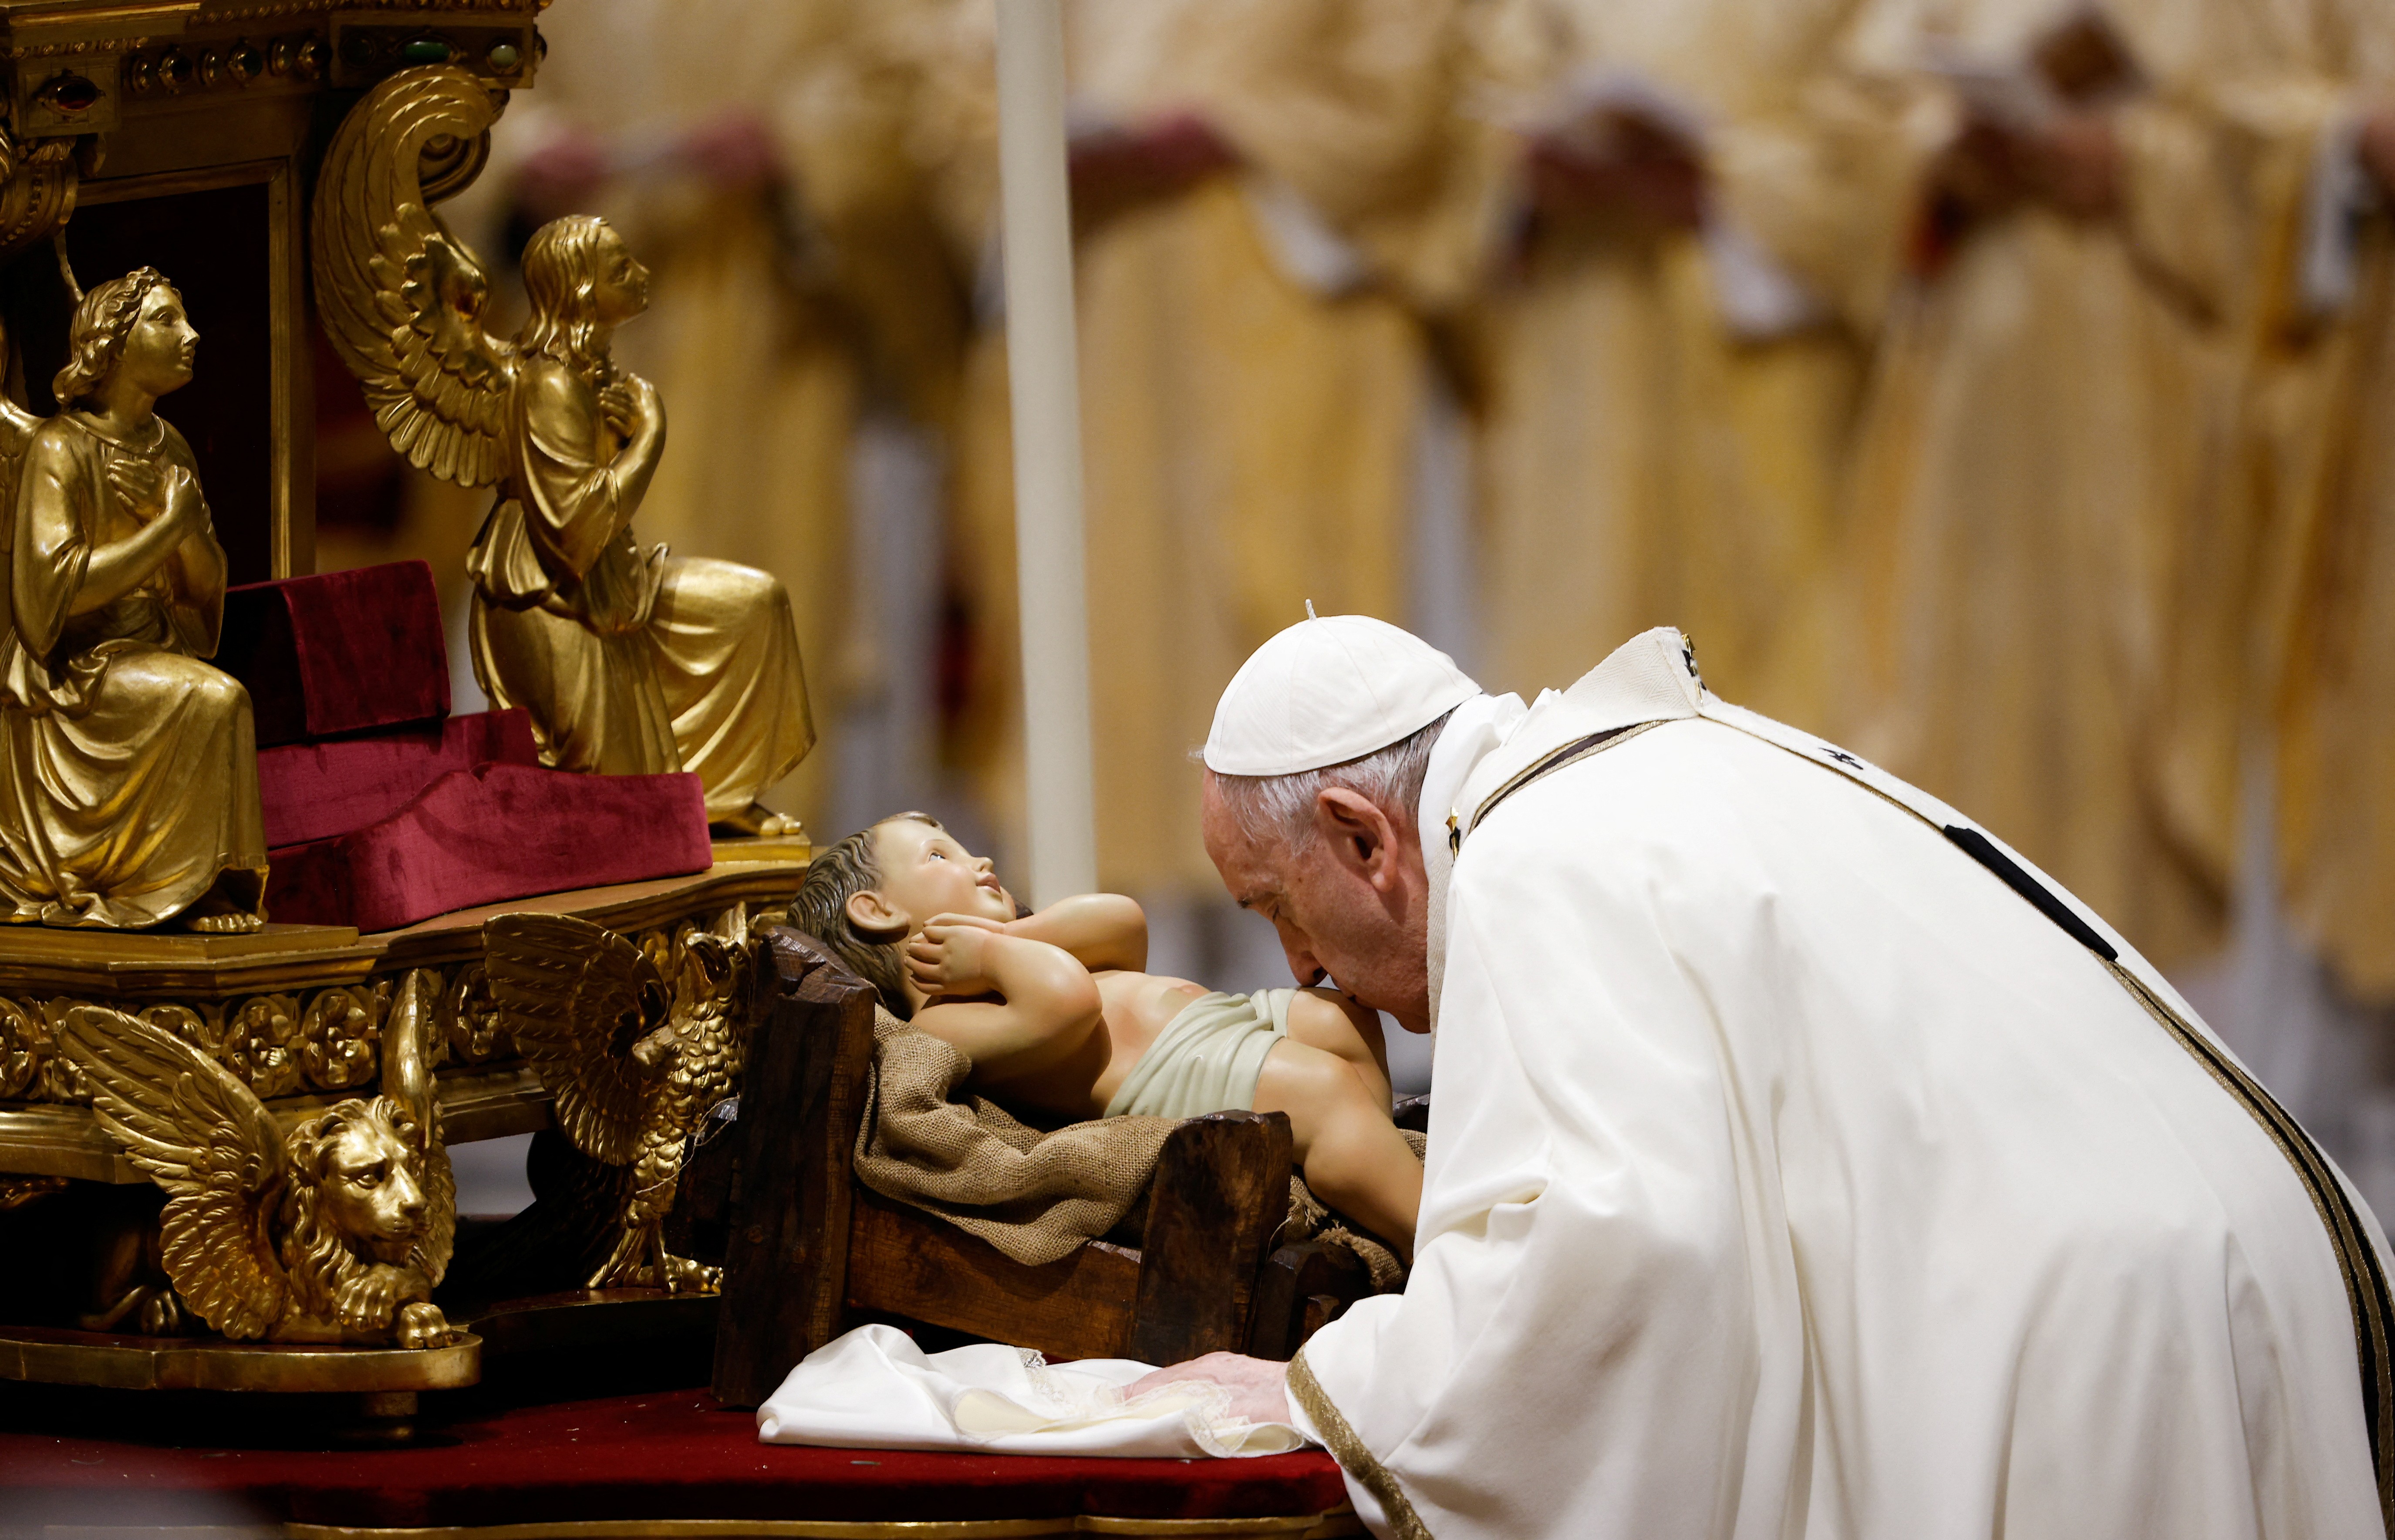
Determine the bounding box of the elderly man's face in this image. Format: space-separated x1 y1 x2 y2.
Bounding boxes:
1201 772 1434 1034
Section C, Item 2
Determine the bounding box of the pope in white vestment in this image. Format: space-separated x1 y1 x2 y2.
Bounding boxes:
1192 622 2391 1540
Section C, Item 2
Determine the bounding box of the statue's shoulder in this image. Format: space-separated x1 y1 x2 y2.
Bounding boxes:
157 417 198 468
23 413 89 472
517 353 594 404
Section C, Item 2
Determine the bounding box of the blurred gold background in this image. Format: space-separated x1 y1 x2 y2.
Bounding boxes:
317 0 2395 1199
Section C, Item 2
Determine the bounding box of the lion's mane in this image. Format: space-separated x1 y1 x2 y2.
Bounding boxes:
278 1095 423 1322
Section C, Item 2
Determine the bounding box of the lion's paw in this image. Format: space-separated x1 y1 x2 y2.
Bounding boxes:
396 1301 457 1350
334 1265 405 1334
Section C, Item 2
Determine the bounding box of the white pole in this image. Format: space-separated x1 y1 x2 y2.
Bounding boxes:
995 0 1097 906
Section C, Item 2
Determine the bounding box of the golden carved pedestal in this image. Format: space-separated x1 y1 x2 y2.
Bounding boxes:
0 850 807 1398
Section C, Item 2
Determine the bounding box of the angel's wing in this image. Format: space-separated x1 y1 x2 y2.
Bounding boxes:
56 1008 287 1340
486 914 670 1166
312 65 515 487
382 968 455 1284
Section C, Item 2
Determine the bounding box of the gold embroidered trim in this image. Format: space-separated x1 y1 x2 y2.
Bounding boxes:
1289 1349 1433 1540
1466 721 1660 835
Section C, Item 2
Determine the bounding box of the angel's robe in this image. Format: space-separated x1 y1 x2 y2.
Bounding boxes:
1469 0 1870 729
923 0 1503 890
1290 629 2388 1540
1829 0 2270 968
0 412 266 928
466 354 814 821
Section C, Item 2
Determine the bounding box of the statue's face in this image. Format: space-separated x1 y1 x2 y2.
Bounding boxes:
119 284 197 398
857 819 1017 935
589 225 650 327
314 1114 427 1265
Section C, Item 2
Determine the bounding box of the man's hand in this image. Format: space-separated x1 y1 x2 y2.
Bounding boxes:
1526 105 1707 233
907 916 1004 1000
2361 108 2395 199
1127 1352 1293 1426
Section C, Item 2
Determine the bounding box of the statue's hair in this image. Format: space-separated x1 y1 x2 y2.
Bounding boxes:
278 1095 421 1321
516 214 616 379
785 813 943 1018
1204 708 1454 852
53 266 172 407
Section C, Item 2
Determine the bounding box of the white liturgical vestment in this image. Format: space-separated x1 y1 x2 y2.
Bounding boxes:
1289 629 2392 1539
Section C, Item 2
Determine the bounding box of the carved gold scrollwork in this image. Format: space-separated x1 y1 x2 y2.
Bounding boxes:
300 979 391 1091
225 994 302 1099
0 129 77 263
440 964 511 1064
0 997 37 1098
138 1002 222 1058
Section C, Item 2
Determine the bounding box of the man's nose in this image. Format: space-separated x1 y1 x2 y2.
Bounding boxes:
1280 941 1329 990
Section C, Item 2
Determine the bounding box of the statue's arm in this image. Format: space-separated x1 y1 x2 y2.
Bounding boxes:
517 362 668 580
67 452 203 622
158 434 226 654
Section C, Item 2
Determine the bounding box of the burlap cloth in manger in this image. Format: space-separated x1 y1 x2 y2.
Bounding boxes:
853 1005 1417 1288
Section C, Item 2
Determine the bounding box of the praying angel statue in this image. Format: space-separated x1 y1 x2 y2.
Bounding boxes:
314 69 813 836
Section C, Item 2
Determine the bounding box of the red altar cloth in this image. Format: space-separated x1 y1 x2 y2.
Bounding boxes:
257 709 542 848
0 1387 1350 1530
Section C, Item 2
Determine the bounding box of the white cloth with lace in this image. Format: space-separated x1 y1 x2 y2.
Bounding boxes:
756 1324 1313 1458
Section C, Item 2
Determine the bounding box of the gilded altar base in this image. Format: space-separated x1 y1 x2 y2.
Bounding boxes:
0 855 805 1396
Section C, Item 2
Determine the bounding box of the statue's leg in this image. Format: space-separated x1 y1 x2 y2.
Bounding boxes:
474 595 676 777
646 556 815 822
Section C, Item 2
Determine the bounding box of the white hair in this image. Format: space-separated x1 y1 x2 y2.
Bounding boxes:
1204 709 1453 850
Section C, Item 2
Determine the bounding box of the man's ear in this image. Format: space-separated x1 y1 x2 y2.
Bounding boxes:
846 888 908 939
1313 787 1401 890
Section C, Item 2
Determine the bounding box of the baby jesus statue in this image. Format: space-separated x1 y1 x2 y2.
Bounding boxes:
789 813 1422 1255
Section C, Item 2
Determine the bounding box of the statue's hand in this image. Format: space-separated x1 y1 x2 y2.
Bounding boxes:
626 372 664 434
105 457 165 522
159 465 206 538
598 380 638 438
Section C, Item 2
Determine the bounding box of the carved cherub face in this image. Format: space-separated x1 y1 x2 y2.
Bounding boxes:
117 284 197 399
307 1114 428 1265
588 223 650 327
849 818 1016 937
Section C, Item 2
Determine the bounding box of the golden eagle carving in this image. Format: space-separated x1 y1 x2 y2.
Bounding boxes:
485 913 759 1293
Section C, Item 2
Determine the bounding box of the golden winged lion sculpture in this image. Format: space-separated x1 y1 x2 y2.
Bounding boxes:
56 973 460 1348
486 913 759 1293
311 65 812 837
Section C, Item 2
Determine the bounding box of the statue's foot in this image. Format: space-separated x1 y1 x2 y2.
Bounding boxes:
185 910 265 934
658 1253 722 1295
710 803 803 841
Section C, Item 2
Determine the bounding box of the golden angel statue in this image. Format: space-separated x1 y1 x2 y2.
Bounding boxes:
313 67 812 836
485 911 757 1293
57 974 460 1348
0 267 268 930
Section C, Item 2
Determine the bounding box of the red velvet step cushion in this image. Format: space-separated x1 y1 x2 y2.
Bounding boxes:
256 708 542 848
219 560 450 747
264 763 712 933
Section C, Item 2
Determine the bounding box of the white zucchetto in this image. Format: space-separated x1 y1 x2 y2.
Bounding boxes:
1204 613 1482 776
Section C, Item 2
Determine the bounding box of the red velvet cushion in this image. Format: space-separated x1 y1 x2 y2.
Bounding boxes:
265 763 712 933
0 1387 1349 1529
256 709 542 848
219 561 449 746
